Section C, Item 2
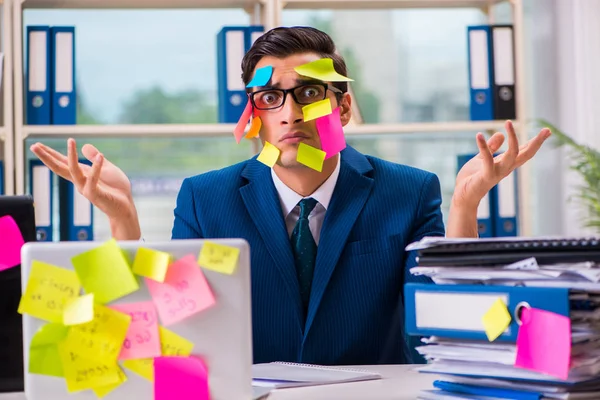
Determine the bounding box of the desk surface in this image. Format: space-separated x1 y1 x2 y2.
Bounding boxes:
0 365 435 400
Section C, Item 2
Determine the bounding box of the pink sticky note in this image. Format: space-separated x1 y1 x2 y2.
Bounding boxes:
154 356 210 400
233 100 253 144
515 307 571 379
0 215 25 271
110 302 161 360
146 255 216 326
315 107 346 159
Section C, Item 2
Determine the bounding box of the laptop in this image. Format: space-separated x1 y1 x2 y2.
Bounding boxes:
0 195 37 393
21 238 253 400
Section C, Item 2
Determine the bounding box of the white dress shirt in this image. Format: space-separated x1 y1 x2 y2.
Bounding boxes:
271 155 341 245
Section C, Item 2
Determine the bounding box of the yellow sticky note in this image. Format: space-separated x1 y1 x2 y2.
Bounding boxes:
257 141 280 168
482 298 512 342
59 341 121 393
93 366 127 399
198 241 241 275
245 116 262 139
18 260 81 323
294 58 354 82
63 293 95 326
297 143 326 172
67 304 131 363
71 239 139 304
302 98 332 122
29 323 68 377
132 247 171 282
123 326 194 382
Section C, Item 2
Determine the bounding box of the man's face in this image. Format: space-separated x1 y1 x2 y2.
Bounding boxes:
250 53 352 169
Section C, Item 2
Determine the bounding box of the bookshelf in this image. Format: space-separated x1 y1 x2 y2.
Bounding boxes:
7 0 531 234
1 0 14 195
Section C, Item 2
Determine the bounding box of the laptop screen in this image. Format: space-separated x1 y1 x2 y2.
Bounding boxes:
0 195 37 392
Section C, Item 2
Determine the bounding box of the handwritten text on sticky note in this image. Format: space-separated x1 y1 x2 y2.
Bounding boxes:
154 356 210 400
18 260 81 323
316 107 346 159
297 143 326 172
515 307 571 379
294 58 353 82
482 298 512 342
257 141 280 168
132 247 171 282
110 301 161 360
0 215 25 271
92 366 127 399
59 341 121 393
198 242 240 275
303 98 332 122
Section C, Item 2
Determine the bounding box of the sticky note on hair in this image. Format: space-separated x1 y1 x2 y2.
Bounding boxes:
294 58 353 82
245 116 262 139
297 143 326 172
0 215 25 271
303 98 332 122
246 65 273 88
515 307 571 379
481 298 511 342
132 247 171 283
234 100 253 144
18 260 81 323
71 238 139 304
63 293 95 326
316 107 346 159
198 242 240 275
110 301 161 360
154 356 210 400
28 323 69 377
257 141 280 168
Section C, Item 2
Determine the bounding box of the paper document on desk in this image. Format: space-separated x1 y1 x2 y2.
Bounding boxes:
252 362 381 389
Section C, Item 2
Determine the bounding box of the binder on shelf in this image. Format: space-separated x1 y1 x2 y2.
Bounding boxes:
246 25 265 49
490 25 516 120
58 159 93 241
217 26 250 123
404 283 570 342
50 26 76 125
457 154 496 238
29 159 54 241
0 160 4 195
467 25 494 121
494 169 518 237
26 26 52 125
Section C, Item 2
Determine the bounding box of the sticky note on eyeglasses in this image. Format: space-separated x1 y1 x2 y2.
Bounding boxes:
234 100 253 144
0 215 25 272
297 143 326 172
294 58 353 82
71 238 139 304
198 241 240 275
481 298 511 342
257 141 280 168
132 247 171 283
246 65 273 88
316 107 346 159
63 293 95 326
18 260 81 323
246 116 262 139
29 323 69 377
303 98 332 122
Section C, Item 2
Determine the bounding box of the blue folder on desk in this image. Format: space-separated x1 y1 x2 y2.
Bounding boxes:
404 283 570 342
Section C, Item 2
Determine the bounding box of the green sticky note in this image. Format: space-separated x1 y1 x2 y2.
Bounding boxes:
71 239 139 304
294 58 354 82
132 247 171 282
297 143 326 172
29 323 68 377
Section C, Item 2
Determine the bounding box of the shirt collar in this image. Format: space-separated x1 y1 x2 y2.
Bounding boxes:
271 154 341 217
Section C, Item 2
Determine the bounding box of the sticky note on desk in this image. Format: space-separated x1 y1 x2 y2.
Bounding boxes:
71 238 139 304
132 247 171 282
110 301 161 360
515 307 571 380
123 326 194 381
29 323 68 377
303 98 332 122
294 58 353 82
154 356 210 400
246 65 273 88
0 215 25 271
198 242 240 275
481 298 512 342
316 107 346 159
297 143 326 172
147 254 216 326
18 260 81 323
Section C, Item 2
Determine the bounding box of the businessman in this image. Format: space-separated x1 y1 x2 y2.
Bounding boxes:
31 26 551 366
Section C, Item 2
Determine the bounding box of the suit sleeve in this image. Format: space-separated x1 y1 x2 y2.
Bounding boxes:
171 178 204 239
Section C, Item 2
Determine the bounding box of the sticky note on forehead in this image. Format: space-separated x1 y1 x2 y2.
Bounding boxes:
294 58 353 82
246 65 273 88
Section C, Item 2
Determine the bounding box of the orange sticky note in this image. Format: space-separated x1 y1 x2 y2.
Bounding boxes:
297 143 326 172
234 100 252 144
302 98 332 122
245 116 262 139
110 301 161 360
257 141 280 168
132 247 171 283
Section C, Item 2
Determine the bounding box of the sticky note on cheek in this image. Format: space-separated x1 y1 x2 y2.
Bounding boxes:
0 215 25 271
198 242 241 275
481 298 511 342
303 98 332 122
245 116 261 139
515 307 571 379
316 107 346 159
297 143 326 172
257 141 280 168
234 100 253 144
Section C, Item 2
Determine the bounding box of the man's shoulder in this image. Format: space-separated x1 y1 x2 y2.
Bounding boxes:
183 158 252 189
363 153 438 183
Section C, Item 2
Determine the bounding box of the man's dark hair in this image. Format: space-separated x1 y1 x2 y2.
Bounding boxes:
241 26 349 94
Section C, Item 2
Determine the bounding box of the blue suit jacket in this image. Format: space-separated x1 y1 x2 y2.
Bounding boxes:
172 146 445 365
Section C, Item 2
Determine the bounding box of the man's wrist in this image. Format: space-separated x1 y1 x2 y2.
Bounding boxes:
446 201 479 238
109 206 141 241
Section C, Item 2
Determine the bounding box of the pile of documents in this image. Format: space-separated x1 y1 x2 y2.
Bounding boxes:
404 237 600 399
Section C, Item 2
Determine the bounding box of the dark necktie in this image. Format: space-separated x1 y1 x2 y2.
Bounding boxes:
290 197 319 318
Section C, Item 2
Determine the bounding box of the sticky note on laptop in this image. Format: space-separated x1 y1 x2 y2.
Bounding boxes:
132 247 171 283
110 301 161 360
28 323 69 377
154 356 210 400
198 242 240 275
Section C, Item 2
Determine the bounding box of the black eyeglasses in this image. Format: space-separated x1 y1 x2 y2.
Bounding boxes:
248 83 343 111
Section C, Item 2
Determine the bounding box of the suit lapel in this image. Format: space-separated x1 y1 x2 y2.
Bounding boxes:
239 159 304 326
304 148 374 337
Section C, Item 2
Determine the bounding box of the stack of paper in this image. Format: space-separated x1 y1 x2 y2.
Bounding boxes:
405 236 600 400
